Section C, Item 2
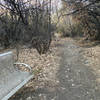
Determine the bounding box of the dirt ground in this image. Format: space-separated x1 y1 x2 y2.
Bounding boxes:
77 40 100 89
0 38 100 100
8 39 62 100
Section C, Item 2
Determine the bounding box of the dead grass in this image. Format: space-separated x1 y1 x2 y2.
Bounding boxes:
1 40 62 100
77 39 100 87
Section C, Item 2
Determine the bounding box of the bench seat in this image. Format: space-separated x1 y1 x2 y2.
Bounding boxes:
0 52 34 100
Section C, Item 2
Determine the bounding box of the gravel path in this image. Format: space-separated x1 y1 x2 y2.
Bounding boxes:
9 38 100 100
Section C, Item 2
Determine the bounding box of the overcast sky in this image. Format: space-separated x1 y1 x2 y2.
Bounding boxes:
51 0 62 13
0 0 62 13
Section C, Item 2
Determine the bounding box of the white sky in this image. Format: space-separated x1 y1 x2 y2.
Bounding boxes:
51 0 62 13
0 0 62 13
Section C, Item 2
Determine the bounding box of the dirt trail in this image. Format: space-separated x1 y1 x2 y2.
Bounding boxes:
10 38 100 100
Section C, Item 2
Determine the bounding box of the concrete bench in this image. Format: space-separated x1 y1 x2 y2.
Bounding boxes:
0 51 34 100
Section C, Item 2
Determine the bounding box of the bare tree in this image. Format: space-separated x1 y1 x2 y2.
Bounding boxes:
0 0 52 54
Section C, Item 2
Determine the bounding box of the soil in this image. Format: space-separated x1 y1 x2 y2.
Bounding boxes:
1 38 100 100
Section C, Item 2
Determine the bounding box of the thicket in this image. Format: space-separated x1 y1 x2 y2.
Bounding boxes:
0 0 52 54
69 0 100 40
53 0 100 40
